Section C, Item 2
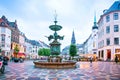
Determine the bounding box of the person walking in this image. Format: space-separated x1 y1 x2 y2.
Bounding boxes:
115 56 119 64
90 57 93 63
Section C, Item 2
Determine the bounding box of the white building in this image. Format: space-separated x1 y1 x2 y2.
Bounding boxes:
25 38 32 59
0 17 11 57
19 31 25 53
83 39 88 54
83 15 98 58
91 16 98 55
98 1 120 61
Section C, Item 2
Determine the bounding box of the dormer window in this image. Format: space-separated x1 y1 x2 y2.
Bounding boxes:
1 22 5 26
118 3 120 9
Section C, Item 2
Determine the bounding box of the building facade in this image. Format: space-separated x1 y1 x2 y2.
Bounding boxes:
91 15 98 55
25 38 32 59
98 1 120 61
83 15 98 58
1 16 20 57
19 31 25 54
0 17 11 57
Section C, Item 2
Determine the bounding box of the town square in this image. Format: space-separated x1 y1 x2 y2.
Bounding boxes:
0 0 120 80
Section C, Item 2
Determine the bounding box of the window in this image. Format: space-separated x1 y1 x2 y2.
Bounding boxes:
1 27 5 33
98 51 100 58
93 41 95 47
106 15 110 22
1 34 5 42
33 50 34 52
114 37 119 45
1 43 5 47
106 38 110 45
101 50 104 57
106 26 110 33
113 13 119 20
115 49 120 53
114 25 119 32
1 22 4 25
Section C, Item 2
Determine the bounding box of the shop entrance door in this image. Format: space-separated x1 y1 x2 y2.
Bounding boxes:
107 49 111 60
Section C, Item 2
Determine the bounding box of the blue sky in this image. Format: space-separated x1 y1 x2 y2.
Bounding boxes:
0 0 115 49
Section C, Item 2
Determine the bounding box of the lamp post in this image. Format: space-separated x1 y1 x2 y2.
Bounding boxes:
0 45 2 55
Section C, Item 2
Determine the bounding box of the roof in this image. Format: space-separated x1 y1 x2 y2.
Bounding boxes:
104 1 120 14
29 40 42 46
98 1 120 23
8 22 17 28
0 18 9 27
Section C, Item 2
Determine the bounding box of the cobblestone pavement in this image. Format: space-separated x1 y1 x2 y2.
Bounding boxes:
0 61 120 80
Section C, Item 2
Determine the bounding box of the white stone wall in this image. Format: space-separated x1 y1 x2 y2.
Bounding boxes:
19 34 25 53
0 27 11 56
98 11 120 61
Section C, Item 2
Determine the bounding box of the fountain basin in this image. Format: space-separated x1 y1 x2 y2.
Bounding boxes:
33 61 76 69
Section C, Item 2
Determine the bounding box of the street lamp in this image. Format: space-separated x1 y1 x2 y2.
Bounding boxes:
0 45 2 55
0 48 1 53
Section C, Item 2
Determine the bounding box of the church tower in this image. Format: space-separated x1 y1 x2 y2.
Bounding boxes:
71 30 76 44
92 13 98 30
91 13 98 54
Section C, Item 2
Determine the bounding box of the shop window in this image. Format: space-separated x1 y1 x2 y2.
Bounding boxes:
115 49 120 53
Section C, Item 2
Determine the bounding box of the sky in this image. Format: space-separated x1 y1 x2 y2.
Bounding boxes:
0 0 116 49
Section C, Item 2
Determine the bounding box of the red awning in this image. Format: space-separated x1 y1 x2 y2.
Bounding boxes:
17 53 26 58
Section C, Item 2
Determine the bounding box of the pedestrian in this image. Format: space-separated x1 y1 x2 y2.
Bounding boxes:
19 57 23 63
90 57 92 63
0 55 3 61
3 56 9 65
10 55 13 62
115 56 119 63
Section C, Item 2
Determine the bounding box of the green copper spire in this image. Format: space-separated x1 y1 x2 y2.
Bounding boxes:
92 11 98 30
94 11 96 23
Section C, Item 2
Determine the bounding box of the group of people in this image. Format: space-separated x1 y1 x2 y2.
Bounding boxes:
89 56 119 64
10 55 24 63
0 55 9 65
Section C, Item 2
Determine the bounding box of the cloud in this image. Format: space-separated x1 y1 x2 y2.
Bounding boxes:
45 0 76 17
0 0 115 49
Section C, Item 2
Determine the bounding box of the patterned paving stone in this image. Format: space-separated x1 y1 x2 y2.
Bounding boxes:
0 61 120 80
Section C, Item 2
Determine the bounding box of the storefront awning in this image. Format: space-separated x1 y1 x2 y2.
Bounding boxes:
17 52 26 58
80 54 97 58
115 52 120 54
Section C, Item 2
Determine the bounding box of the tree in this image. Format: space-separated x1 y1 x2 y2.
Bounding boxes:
14 45 19 58
38 48 50 56
38 48 44 56
69 44 77 59
44 48 50 56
